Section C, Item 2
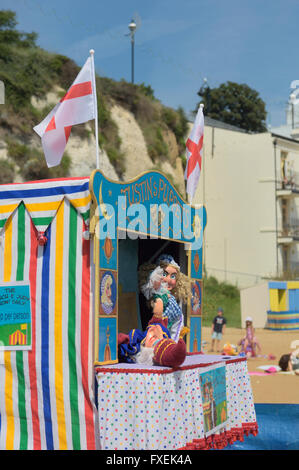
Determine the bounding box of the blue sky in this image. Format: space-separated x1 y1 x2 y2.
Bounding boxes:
2 0 299 126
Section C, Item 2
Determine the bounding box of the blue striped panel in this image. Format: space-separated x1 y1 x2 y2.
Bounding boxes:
0 182 89 200
267 318 299 324
41 225 54 450
267 309 299 315
267 327 299 330
289 290 296 310
268 281 287 289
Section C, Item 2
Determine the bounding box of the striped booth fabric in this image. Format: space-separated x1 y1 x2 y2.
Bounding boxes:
267 281 299 330
0 177 98 450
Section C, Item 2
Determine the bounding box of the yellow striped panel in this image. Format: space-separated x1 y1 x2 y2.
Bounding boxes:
68 194 91 209
25 201 61 212
279 289 287 311
54 202 67 449
269 289 279 311
287 282 299 290
3 216 14 449
267 323 299 330
269 288 287 311
0 203 19 215
267 313 299 320
0 196 90 222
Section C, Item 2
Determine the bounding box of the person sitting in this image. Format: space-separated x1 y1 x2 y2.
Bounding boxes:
238 316 261 358
278 342 299 375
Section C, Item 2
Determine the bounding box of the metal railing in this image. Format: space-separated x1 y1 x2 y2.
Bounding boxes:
278 221 299 239
277 171 299 192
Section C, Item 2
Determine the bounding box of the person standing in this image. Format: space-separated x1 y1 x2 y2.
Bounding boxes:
210 307 226 353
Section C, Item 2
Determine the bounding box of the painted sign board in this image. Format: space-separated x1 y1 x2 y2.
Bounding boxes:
199 363 228 436
0 281 32 350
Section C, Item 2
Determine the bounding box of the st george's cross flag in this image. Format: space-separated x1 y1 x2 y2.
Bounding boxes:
184 104 204 202
34 55 96 167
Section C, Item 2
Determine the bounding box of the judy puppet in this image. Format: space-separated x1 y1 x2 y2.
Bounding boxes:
139 254 191 342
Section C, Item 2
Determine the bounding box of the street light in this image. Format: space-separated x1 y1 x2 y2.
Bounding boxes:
128 19 137 84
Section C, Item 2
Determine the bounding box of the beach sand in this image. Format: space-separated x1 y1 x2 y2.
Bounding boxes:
202 326 299 404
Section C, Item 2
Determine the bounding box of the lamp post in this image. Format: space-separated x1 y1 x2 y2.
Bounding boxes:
128 19 137 84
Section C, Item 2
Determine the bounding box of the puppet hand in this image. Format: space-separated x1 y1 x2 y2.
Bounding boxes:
179 326 190 338
153 298 163 318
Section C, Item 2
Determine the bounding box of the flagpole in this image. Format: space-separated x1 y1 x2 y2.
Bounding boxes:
89 49 100 169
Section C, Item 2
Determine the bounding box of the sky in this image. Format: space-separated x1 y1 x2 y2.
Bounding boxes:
2 0 299 127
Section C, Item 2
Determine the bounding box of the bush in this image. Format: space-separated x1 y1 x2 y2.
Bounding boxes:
106 146 125 178
142 123 169 162
0 47 60 111
59 58 80 90
202 276 241 328
6 140 71 181
162 106 188 152
0 159 15 183
138 83 155 99
6 139 28 165
22 151 71 181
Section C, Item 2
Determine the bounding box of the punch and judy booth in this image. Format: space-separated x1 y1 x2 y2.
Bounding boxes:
89 169 207 364
91 170 257 450
0 170 258 450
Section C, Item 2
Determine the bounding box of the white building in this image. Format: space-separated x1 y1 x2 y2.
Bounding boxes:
193 99 299 289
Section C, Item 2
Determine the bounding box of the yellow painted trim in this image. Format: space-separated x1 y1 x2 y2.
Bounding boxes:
287 281 299 290
94 359 118 366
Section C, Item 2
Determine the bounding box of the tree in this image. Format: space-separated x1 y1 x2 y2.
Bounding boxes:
0 10 50 110
196 81 267 133
0 10 37 49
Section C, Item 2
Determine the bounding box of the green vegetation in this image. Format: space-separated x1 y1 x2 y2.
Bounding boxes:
0 10 74 181
197 80 267 133
0 11 70 117
94 80 125 177
0 159 15 184
97 76 188 168
6 139 71 180
162 106 189 147
0 9 189 183
202 276 241 328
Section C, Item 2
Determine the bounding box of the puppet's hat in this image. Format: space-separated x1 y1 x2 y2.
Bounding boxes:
153 338 186 368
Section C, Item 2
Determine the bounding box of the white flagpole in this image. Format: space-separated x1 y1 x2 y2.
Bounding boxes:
89 49 100 169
